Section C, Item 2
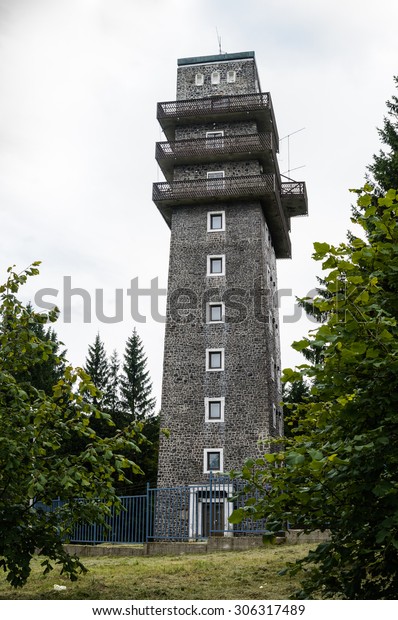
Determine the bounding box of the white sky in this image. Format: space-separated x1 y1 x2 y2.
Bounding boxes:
1 0 398 407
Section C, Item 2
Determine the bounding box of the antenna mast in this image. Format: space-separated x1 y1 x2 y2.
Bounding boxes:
280 127 305 178
216 27 223 54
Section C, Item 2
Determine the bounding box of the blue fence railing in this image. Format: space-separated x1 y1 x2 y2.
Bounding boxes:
36 476 268 544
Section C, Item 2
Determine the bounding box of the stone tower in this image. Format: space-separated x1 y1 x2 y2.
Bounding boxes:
153 51 307 488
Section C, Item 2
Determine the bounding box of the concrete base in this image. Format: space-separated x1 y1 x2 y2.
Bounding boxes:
63 531 329 558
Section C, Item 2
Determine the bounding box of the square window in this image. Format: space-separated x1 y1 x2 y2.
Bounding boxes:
209 303 223 322
205 397 225 422
204 448 223 473
206 170 225 190
207 255 225 276
207 211 225 232
206 131 224 149
206 348 224 371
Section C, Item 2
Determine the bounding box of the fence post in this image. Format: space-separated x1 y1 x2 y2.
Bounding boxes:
145 482 150 543
209 471 213 539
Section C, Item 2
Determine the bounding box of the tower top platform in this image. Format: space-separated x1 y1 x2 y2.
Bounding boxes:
177 51 255 66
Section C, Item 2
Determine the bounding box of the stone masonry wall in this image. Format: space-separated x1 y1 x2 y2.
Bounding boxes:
157 201 282 487
176 58 260 100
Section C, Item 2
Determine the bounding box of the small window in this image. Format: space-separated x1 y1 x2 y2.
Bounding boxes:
204 448 223 473
207 302 224 323
272 403 277 428
207 210 225 232
227 70 236 83
206 170 225 190
211 71 220 85
206 348 224 371
207 254 225 277
195 73 204 86
205 397 225 422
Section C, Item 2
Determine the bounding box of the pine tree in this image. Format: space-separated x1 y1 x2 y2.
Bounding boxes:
368 76 398 191
83 333 110 409
120 328 156 422
108 349 121 417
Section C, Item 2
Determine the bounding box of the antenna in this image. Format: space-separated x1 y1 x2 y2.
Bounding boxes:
216 27 223 54
279 127 305 178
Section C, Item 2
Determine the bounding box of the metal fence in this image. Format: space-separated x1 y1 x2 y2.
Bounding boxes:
37 476 267 544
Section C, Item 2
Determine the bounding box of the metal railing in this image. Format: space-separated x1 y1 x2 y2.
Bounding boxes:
155 132 275 166
153 173 276 205
35 476 268 544
157 92 279 145
155 132 274 162
157 93 272 120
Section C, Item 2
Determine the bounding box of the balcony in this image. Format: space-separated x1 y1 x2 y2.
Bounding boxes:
157 93 279 145
281 181 308 217
155 132 277 182
153 173 292 258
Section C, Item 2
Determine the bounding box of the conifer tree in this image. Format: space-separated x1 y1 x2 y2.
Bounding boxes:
120 328 156 422
108 348 121 418
83 333 110 409
368 76 398 191
14 304 66 395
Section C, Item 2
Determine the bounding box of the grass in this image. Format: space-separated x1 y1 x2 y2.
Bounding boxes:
0 543 313 600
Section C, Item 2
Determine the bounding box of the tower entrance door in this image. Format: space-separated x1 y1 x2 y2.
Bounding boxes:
188 482 233 539
202 501 225 537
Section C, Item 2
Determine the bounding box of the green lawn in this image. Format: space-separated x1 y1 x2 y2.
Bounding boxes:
0 544 313 600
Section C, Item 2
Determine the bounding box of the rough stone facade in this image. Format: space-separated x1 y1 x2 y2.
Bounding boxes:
154 52 293 488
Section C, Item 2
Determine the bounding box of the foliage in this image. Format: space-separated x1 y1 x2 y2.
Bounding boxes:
14 303 66 395
231 186 398 599
0 264 144 587
368 76 398 192
282 379 310 438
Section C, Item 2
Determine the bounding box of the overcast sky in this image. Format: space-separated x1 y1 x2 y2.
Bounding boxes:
1 0 398 406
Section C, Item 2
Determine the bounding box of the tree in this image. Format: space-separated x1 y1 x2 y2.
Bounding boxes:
368 76 398 192
0 264 144 587
231 186 398 599
108 349 121 419
83 334 110 409
120 328 156 422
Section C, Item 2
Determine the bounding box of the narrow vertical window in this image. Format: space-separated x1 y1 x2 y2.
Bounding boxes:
195 73 204 86
227 70 236 83
211 71 220 85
